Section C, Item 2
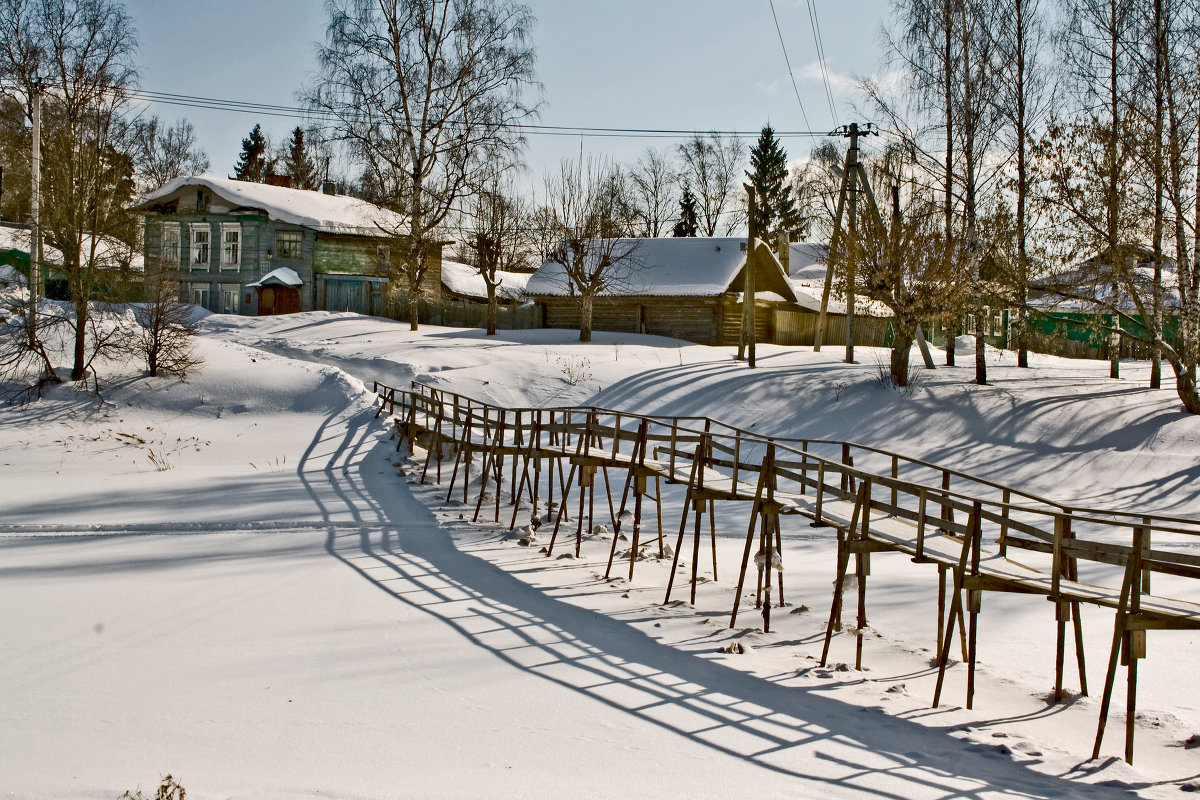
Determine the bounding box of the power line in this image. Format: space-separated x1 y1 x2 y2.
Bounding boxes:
1 79 834 141
120 87 832 140
768 0 814 132
805 0 839 123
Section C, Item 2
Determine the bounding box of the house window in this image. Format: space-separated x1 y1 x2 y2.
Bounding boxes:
376 244 391 268
219 283 240 313
190 224 210 269
188 282 210 309
276 230 302 259
220 223 240 270
159 222 181 267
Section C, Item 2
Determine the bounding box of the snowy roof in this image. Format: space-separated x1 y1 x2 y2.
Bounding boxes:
248 267 304 287
0 225 32 255
526 237 798 301
132 175 408 237
440 260 530 301
1031 251 1181 311
0 263 25 285
786 242 829 276
784 275 895 318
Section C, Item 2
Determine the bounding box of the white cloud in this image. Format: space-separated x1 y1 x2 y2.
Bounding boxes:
792 59 859 95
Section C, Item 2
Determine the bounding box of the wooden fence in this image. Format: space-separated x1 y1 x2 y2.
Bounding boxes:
773 308 892 348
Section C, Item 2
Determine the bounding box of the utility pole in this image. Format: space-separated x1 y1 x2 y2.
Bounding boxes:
814 123 876 361
28 85 42 336
844 123 860 363
738 184 757 368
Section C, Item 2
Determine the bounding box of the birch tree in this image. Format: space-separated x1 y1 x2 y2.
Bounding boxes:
627 146 677 238
460 173 531 335
0 0 140 385
304 0 540 330
677 132 744 236
541 156 641 342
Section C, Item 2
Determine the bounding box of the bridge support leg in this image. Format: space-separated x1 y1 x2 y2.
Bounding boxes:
820 527 849 667
662 486 694 605
546 462 578 557
724 491 763 628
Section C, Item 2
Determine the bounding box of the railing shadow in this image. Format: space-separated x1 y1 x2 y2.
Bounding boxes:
306 435 1143 799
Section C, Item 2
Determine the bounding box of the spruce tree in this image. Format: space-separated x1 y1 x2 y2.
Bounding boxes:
672 184 700 237
231 124 270 182
284 127 320 189
747 124 801 245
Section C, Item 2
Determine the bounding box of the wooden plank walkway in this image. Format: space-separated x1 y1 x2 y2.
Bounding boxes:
374 380 1200 765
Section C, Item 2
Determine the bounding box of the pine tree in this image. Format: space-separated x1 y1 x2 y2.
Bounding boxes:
231 124 270 182
672 184 700 237
283 127 320 189
747 124 801 245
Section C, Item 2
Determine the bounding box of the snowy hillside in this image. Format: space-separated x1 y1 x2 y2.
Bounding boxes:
1 311 1197 799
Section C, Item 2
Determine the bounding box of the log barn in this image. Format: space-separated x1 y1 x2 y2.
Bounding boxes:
526 237 803 346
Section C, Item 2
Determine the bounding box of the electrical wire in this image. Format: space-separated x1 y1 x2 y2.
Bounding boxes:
806 0 840 124
0 80 834 140
768 0 814 132
118 87 831 140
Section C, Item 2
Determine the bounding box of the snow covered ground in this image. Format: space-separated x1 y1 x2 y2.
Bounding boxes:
1 311 1197 799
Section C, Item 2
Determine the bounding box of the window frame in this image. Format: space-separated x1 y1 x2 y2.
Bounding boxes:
188 282 210 309
275 230 303 260
189 223 211 270
220 223 241 271
159 222 181 267
219 282 240 314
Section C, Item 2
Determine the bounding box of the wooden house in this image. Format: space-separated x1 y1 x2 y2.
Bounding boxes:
1023 247 1181 359
526 237 803 346
131 176 441 316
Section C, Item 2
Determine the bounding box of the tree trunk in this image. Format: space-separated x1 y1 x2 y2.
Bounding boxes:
1171 359 1200 414
579 293 593 342
975 325 987 385
1015 0 1030 370
1151 0 1165 390
1016 298 1029 369
408 291 419 332
70 298 88 382
486 286 498 336
891 319 916 387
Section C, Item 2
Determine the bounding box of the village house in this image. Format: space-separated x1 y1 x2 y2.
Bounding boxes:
526 237 893 347
0 221 142 300
526 237 806 345
131 176 442 316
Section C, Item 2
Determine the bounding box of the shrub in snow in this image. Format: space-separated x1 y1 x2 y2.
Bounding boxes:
133 268 204 379
556 355 591 386
119 773 186 800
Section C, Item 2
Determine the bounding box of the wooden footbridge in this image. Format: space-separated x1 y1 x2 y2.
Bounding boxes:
374 380 1200 765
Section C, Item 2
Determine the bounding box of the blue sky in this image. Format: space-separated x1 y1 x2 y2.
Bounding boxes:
124 0 891 183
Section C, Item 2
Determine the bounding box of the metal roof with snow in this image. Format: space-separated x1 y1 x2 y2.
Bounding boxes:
440 260 530 301
248 267 304 287
526 237 798 301
132 175 407 237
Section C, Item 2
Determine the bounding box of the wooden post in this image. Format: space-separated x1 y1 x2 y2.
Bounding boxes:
965 501 982 709
814 145 851 353
844 123 861 364
29 86 42 328
740 185 758 368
